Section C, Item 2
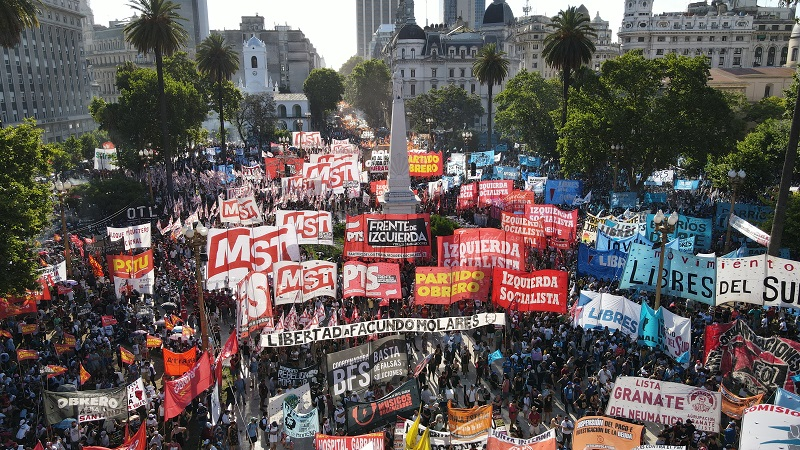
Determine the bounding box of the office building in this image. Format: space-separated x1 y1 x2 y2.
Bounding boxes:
89 18 155 103
356 0 402 59
173 0 210 55
443 0 485 31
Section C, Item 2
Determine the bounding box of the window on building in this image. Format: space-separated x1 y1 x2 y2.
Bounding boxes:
411 48 415 58
432 84 437 90
685 36 690 41
251 56 257 69
409 69 415 78
759 25 766 31
657 36 665 42
697 36 703 41
754 47 762 65
672 36 678 42
401 69 405 77
410 84 415 95
637 37 645 42
735 35 744 41
792 48 798 62
767 46 776 66
722 36 727 41
471 84 476 93
449 68 454 77
765 84 772 98
431 68 437 77
656 49 664 55
718 57 724 66
460 68 465 77
734 48 742 54
624 37 631 43
709 36 715 41
781 46 789 65
401 48 405 59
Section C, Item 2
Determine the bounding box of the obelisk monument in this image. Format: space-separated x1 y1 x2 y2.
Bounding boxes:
383 69 419 214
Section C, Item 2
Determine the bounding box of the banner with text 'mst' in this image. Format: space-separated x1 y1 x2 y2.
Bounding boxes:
716 254 800 309
408 151 443 177
292 131 322 148
490 267 568 313
205 226 300 289
236 271 273 338
343 214 432 261
414 267 491 305
164 352 213 420
500 212 546 249
573 416 644 450
524 204 579 240
477 180 513 206
272 260 337 305
438 228 525 270
604 376 721 433
275 210 334 245
342 261 402 299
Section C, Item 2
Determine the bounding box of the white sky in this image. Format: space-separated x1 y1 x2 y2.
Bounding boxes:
89 0 787 71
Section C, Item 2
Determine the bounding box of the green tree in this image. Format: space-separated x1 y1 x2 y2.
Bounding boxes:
346 59 392 130
543 6 596 127
494 70 560 155
745 96 786 124
196 33 240 158
763 192 800 259
406 85 483 147
124 0 188 197
72 174 147 221
472 43 510 150
558 52 735 192
0 120 53 294
0 0 40 49
338 55 364 77
303 68 344 130
233 93 278 149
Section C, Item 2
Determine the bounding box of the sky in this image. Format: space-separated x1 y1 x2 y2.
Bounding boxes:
89 0 787 71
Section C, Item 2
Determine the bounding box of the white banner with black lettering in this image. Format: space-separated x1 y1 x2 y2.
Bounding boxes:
716 255 800 309
107 224 151 250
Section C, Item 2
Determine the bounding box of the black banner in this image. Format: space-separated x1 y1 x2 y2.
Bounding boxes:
277 364 319 388
326 335 407 396
346 379 420 435
365 217 430 247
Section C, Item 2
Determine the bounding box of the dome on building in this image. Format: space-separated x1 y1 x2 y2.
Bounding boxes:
592 11 604 23
483 0 514 25
397 23 426 40
576 4 590 17
792 21 800 39
246 35 265 48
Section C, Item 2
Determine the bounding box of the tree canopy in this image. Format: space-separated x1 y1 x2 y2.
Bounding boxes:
473 43 510 150
232 92 278 149
338 55 364 77
345 59 392 130
494 70 560 156
304 68 344 130
0 0 40 49
406 85 483 148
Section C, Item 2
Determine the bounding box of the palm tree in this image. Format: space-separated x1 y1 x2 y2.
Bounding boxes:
473 43 509 151
0 0 41 49
197 33 239 161
125 0 188 197
543 6 596 127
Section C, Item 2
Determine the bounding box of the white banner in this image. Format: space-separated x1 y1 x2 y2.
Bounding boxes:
292 131 322 148
236 271 273 338
113 272 154 298
272 260 337 305
716 255 800 309
740 404 800 449
219 196 262 225
605 377 721 433
94 148 118 170
729 213 770 247
575 291 641 340
262 313 506 347
38 261 67 285
660 307 692 362
525 176 548 194
107 224 152 250
127 378 147 411
267 384 312 426
275 210 334 245
397 420 490 450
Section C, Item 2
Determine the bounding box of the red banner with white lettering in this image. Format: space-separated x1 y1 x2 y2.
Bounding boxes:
408 151 443 177
458 183 478 210
264 157 305 179
525 204 578 240
164 352 213 420
491 267 568 313
342 261 402 299
414 267 491 305
437 228 525 270
163 347 198 377
0 298 38 319
371 180 388 204
107 250 154 279
275 210 334 245
500 212 546 249
343 214 432 261
478 180 514 206
272 260 337 304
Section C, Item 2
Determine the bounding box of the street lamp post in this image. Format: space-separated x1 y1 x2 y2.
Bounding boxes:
724 169 747 253
296 118 304 156
462 130 473 177
54 180 73 278
610 144 623 191
139 148 154 202
426 117 434 150
653 209 679 310
181 222 211 351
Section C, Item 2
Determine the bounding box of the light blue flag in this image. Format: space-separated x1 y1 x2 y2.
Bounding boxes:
488 350 503 365
775 388 800 411
676 350 691 364
637 302 661 348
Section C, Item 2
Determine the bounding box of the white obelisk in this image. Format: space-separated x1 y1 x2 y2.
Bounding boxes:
383 69 419 214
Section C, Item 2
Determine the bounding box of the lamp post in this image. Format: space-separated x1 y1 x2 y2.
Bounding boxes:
610 144 623 191
181 222 211 351
426 117 434 150
653 209 679 310
724 169 747 253
296 118 304 156
54 180 73 278
139 148 154 202
462 130 473 177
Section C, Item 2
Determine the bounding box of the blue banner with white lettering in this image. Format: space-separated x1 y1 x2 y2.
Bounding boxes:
596 232 636 253
493 165 520 180
644 214 713 251
577 244 627 281
637 302 661 348
620 243 716 304
544 180 583 205
674 179 700 191
469 151 495 167
714 202 773 232
610 192 638 208
518 155 541 167
494 143 508 152
643 192 668 204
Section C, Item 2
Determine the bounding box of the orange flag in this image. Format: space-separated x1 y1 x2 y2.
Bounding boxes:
80 364 91 385
146 335 162 348
120 347 135 365
44 365 67 378
17 349 37 361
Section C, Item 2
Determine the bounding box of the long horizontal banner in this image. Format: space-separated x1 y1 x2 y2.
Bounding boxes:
205 227 300 289
716 254 800 307
408 151 443 177
107 250 154 280
577 244 626 281
343 214 432 261
486 428 556 450
44 385 128 424
438 228 525 270
414 267 491 305
261 313 505 347
605 376 721 432
346 379 420 435
316 433 385 450
107 224 151 250
525 204 579 239
500 212 545 248
544 179 582 205
396 420 486 450
491 268 568 313
277 364 319 388
327 335 407 396
740 404 800 449
448 404 492 439
478 180 513 207
643 213 712 251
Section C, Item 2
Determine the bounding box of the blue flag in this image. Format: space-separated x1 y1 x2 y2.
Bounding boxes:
488 350 503 365
775 388 800 411
637 302 661 348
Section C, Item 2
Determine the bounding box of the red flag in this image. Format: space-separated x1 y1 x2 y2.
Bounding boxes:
163 347 198 376
17 349 37 361
84 421 146 450
215 332 239 384
80 363 91 385
146 335 162 348
33 441 44 450
101 315 118 327
164 353 214 420
120 347 135 365
43 365 67 378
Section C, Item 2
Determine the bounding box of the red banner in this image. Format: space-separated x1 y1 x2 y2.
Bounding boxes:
414 267 491 305
315 433 385 450
17 349 37 361
525 204 578 240
343 214 432 261
84 420 147 450
500 212 546 249
342 262 402 299
0 298 38 319
408 151 443 177
101 315 118 327
371 180 388 205
491 267 569 313
55 344 74 355
164 352 213 420
163 347 198 377
487 430 556 450
264 157 305 179
146 335 162 348
437 228 525 270
272 260 337 304
458 183 478 210
478 180 514 206
107 250 154 280
20 323 38 334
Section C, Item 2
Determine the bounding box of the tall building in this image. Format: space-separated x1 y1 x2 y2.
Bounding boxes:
214 15 321 94
617 0 796 69
172 0 210 55
356 0 402 59
443 0 485 31
89 18 156 104
0 0 95 142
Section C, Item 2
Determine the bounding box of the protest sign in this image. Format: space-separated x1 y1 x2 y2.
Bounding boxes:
277 364 320 388
327 336 407 396
500 212 546 248
44 386 128 424
414 267 491 305
544 180 582 205
275 210 334 245
740 404 800 449
342 262 402 299
346 379 420 435
577 244 626 281
573 416 644 450
447 404 492 439
438 228 525 270
343 214 432 261
491 268 568 314
575 291 640 339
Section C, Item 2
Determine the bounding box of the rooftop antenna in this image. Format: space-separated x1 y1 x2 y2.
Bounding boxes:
522 0 531 16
